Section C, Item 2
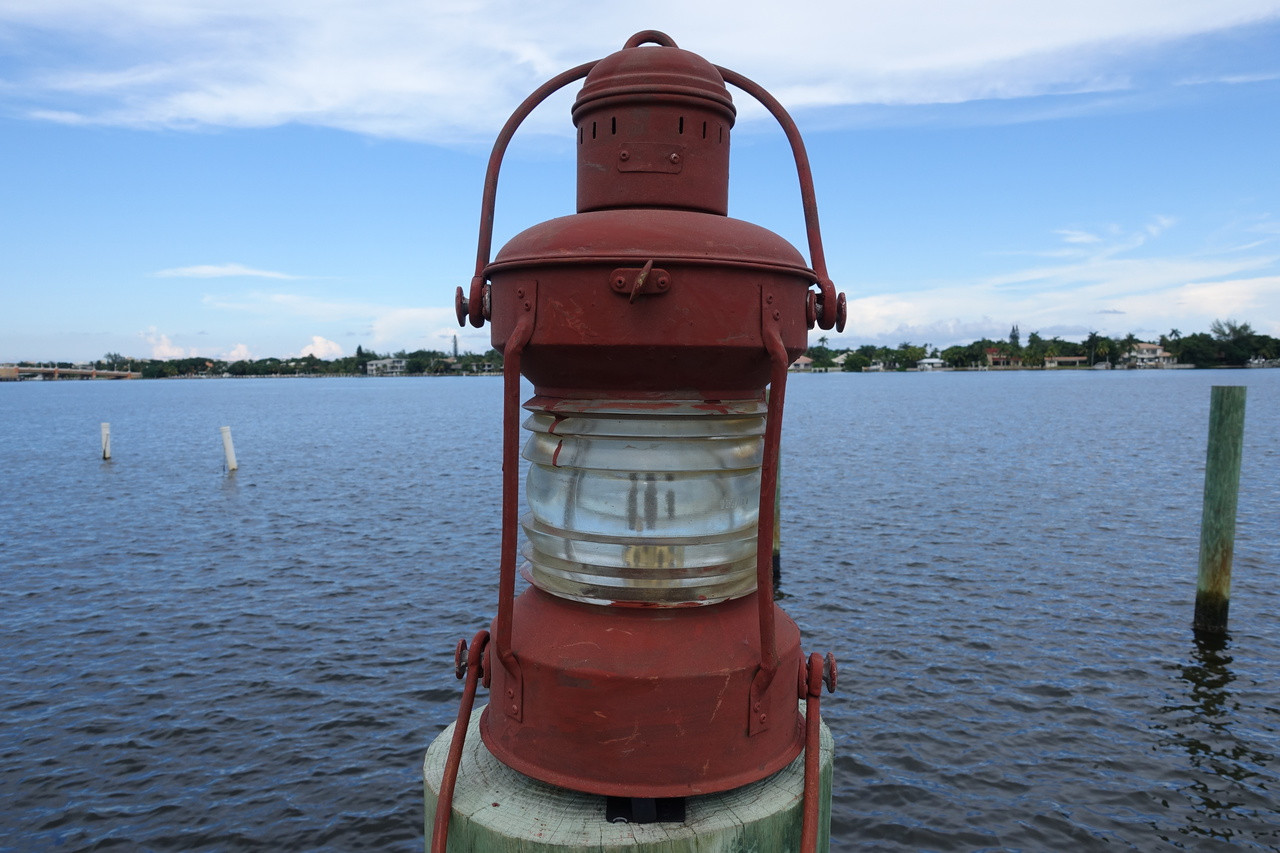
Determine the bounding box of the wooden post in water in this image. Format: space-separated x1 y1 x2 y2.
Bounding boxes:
100 423 111 460
425 706 832 852
220 426 239 472
1194 385 1247 634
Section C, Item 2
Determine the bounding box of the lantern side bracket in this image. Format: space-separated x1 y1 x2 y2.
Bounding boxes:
747 285 791 736
493 280 538 720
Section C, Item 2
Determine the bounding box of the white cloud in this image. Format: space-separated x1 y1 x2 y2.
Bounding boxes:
155 263 300 279
6 1 1280 140
139 326 193 359
297 335 343 359
224 343 253 361
832 216 1280 347
369 307 464 347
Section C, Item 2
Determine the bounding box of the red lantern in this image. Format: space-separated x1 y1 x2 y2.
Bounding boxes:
436 30 842 850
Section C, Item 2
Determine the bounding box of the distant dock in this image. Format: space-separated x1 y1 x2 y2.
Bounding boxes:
0 366 141 381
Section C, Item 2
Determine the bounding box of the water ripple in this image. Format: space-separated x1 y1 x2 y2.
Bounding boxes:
2 371 1278 850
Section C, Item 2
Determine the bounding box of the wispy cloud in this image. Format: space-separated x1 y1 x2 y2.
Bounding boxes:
202 291 380 321
1055 228 1103 245
200 291 467 351
1176 71 1280 86
835 214 1280 346
5 1 1279 140
156 263 300 279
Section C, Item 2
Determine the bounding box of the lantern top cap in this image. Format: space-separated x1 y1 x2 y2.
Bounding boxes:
572 30 736 124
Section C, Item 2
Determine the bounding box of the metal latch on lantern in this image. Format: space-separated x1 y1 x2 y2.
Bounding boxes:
610 261 671 302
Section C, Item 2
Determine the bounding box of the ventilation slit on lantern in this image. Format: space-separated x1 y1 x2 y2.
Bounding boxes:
611 116 617 135
702 121 707 139
578 126 583 145
678 116 684 134
592 121 597 139
520 399 765 606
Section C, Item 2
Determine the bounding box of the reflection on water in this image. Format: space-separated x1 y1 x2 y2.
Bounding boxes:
1154 632 1279 848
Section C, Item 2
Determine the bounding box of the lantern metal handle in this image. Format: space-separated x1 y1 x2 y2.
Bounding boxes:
457 60 601 328
459 44 846 332
715 65 845 332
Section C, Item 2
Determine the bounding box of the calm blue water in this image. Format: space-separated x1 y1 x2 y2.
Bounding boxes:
1 370 1277 851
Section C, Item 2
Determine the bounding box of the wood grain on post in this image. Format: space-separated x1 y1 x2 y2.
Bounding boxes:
1194 385 1247 634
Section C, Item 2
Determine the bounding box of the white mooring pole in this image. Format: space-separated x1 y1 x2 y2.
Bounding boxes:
220 426 238 472
101 423 111 460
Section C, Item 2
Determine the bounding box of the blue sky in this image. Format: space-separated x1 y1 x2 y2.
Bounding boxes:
3 1 1279 363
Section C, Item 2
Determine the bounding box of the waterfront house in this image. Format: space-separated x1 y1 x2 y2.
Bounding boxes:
1044 355 1089 368
985 348 1022 368
367 358 407 376
789 355 813 372
1120 342 1176 368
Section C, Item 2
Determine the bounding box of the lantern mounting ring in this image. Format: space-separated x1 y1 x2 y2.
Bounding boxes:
623 30 677 49
610 262 671 302
811 278 846 332
455 278 492 327
453 637 469 679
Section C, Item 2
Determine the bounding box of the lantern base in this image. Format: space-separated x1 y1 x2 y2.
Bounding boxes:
481 587 804 798
426 704 834 852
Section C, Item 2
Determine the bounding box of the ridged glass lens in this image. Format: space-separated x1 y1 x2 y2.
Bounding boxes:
520 399 764 606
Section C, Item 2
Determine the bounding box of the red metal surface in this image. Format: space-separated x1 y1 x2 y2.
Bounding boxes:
492 283 536 721
573 33 735 215
480 588 805 797
430 629 489 852
799 652 825 853
444 30 843 812
487 207 811 398
748 292 790 735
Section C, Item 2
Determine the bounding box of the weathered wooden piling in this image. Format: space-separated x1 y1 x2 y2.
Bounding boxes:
220 426 238 472
100 422 111 460
1193 385 1247 634
424 706 832 852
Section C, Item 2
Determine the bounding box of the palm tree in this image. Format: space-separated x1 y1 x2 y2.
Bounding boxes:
1121 332 1139 365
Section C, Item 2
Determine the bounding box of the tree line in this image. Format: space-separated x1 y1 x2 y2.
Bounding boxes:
17 346 506 379
807 319 1277 371
15 319 1275 378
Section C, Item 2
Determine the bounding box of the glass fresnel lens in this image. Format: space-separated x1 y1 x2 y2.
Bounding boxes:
521 398 765 606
